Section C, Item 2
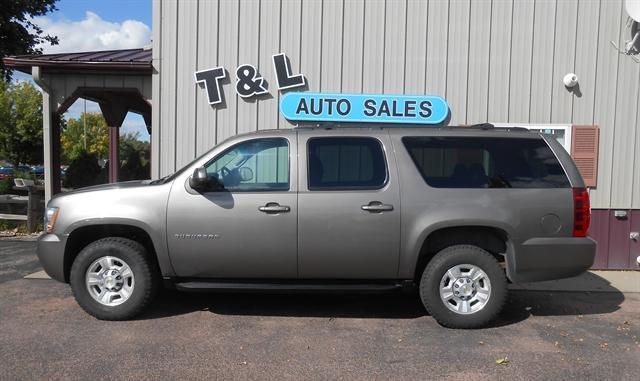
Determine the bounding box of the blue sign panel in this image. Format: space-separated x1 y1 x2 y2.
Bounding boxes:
280 92 449 124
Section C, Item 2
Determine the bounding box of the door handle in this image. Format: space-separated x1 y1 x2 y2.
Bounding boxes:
259 203 291 214
361 201 394 212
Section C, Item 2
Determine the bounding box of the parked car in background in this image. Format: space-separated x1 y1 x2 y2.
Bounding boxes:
30 166 45 179
0 167 14 180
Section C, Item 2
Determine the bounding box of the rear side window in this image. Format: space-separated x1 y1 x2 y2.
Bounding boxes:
402 137 570 188
308 137 387 190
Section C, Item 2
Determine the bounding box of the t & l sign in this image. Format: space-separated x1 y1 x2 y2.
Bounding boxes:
194 53 305 104
195 52 449 125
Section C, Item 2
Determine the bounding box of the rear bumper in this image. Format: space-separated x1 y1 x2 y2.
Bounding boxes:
507 237 596 283
36 233 67 282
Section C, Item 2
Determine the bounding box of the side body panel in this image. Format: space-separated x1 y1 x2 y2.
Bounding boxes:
297 128 401 279
165 131 299 278
388 129 576 280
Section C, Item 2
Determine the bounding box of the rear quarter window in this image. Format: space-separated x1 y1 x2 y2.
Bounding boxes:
402 136 570 188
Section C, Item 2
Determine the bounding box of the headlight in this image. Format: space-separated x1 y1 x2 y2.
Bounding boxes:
44 207 59 234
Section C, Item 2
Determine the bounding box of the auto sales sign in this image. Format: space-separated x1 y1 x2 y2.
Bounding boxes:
280 92 449 125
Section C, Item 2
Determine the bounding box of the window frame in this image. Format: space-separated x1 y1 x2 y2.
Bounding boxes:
306 136 389 191
203 137 291 192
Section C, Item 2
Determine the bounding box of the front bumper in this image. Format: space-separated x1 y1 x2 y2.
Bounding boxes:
507 237 596 283
36 233 67 282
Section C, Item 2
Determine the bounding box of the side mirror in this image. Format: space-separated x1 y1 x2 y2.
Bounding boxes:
189 167 209 190
189 167 224 191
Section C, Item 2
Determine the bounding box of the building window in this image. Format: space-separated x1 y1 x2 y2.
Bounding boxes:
492 123 572 153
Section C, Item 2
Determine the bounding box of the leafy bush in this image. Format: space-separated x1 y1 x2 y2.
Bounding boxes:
0 178 13 194
63 151 101 189
120 150 150 181
13 170 37 181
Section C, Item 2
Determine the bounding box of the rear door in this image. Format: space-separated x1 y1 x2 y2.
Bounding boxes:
297 130 401 279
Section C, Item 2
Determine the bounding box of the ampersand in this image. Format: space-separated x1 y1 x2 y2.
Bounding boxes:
235 64 268 98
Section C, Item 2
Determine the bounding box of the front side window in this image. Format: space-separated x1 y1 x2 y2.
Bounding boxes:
307 137 387 190
403 137 570 188
205 138 289 191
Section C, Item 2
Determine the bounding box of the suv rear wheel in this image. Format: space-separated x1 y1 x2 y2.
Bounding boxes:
419 245 507 328
69 237 159 320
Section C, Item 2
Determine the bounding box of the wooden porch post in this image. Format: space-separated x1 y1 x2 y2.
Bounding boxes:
108 126 119 183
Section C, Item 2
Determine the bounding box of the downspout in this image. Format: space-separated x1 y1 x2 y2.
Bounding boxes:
32 66 49 92
32 66 55 203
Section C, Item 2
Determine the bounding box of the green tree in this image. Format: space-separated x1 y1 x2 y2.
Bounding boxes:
1 0 59 79
119 132 150 180
0 80 43 164
61 112 109 162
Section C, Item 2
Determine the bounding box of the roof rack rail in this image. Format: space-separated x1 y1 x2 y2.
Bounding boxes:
468 123 495 130
462 123 530 132
494 126 530 132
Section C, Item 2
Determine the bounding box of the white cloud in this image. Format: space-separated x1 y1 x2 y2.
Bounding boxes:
33 11 151 54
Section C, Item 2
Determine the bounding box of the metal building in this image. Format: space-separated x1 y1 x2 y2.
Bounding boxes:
152 0 640 269
4 0 639 270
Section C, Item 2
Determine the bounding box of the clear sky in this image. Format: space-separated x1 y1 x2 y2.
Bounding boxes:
52 0 151 27
13 0 152 141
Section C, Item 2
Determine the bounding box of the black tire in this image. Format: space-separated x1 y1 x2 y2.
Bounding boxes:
70 237 159 320
419 245 507 329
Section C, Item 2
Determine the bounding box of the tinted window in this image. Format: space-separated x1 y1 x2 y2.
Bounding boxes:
402 137 570 188
308 137 387 190
205 138 289 191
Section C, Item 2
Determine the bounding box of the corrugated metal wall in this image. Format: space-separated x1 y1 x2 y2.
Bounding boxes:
152 0 640 210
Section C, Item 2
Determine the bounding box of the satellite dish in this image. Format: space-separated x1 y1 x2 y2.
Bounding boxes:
626 0 640 22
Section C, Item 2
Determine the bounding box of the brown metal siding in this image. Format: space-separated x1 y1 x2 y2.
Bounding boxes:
590 209 639 270
589 209 610 269
631 211 640 268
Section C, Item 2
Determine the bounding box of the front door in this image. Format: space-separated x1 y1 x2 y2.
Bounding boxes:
297 131 401 279
166 136 297 278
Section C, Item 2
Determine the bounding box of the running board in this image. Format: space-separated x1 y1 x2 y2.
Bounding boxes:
174 281 410 293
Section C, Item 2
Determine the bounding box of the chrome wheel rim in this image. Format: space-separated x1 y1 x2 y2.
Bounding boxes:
439 264 491 315
85 256 135 307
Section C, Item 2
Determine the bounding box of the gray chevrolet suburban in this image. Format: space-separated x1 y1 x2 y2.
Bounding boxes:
38 125 596 328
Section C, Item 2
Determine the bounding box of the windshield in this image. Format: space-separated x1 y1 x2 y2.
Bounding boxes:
149 145 218 185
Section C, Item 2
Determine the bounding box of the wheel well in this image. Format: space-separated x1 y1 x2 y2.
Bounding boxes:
414 226 509 281
63 224 159 282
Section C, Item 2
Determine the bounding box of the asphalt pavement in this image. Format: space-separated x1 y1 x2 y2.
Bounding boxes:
0 240 639 380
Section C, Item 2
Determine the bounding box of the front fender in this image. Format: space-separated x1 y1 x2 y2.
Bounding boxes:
62 217 175 277
49 182 175 278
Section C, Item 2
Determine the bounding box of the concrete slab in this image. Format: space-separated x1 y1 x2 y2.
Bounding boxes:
510 270 640 293
23 270 50 279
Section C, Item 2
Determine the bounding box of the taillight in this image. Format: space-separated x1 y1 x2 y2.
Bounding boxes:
573 188 590 237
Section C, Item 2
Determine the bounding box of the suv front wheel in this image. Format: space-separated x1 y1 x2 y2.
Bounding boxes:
69 237 159 320
419 245 507 328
